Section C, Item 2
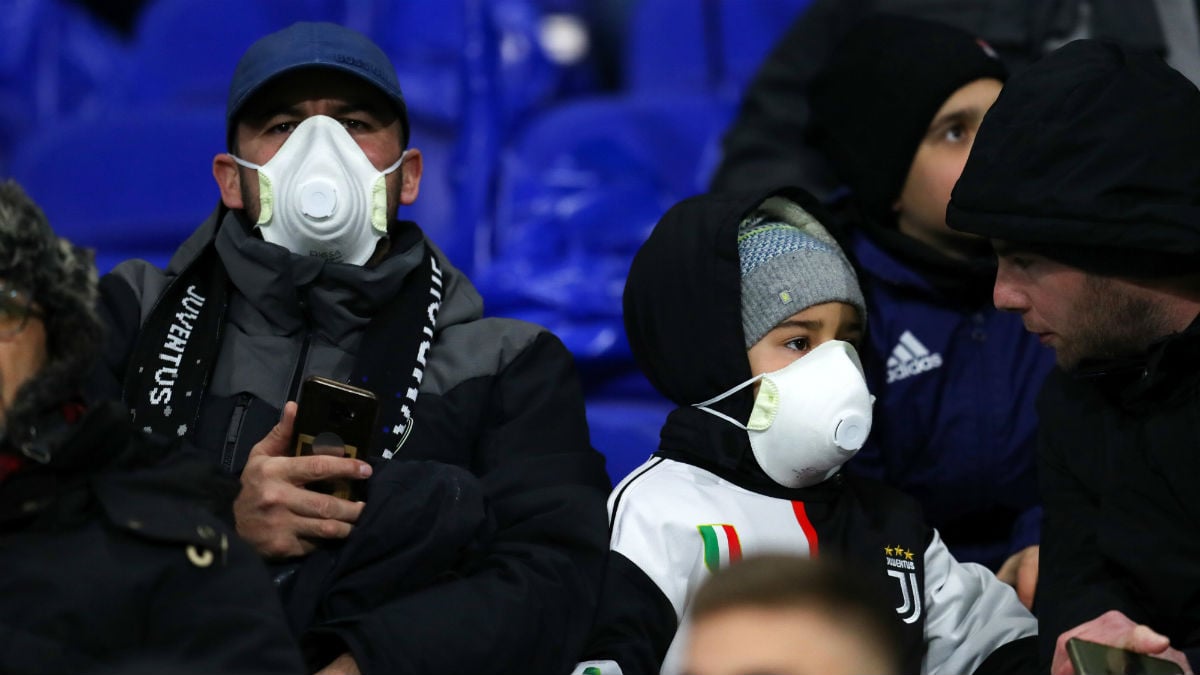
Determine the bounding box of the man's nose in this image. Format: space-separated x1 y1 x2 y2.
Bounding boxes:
992 268 1026 313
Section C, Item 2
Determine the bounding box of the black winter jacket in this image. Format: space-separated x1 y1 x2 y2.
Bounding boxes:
1036 315 1200 671
86 209 611 675
0 401 304 675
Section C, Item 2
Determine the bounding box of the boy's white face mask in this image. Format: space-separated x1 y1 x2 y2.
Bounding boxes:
694 340 874 488
232 115 405 265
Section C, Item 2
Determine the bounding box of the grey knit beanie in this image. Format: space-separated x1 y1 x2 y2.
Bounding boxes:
0 180 101 451
738 197 866 349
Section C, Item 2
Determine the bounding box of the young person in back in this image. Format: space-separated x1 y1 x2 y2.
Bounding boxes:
572 186 1037 675
805 16 1055 601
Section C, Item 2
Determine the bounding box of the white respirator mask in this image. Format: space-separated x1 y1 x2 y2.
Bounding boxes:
694 340 874 488
232 115 405 265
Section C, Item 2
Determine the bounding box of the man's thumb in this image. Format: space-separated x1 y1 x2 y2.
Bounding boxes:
1128 624 1171 654
253 401 297 457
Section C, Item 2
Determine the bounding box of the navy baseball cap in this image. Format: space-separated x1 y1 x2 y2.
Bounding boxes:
226 22 409 148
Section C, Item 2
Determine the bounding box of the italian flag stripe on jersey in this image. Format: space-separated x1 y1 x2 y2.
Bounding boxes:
698 524 742 572
792 501 819 557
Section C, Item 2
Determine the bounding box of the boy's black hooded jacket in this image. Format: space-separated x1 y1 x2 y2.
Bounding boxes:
576 188 1039 675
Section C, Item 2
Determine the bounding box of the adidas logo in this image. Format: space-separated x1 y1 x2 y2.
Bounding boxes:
886 331 943 384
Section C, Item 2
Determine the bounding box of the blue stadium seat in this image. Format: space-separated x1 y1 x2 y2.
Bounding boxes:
7 108 226 273
366 1 466 127
369 0 597 130
587 396 673 485
625 0 711 93
0 0 127 171
397 119 479 275
105 0 353 111
475 93 735 386
625 0 815 98
92 0 593 125
717 0 817 97
109 0 286 109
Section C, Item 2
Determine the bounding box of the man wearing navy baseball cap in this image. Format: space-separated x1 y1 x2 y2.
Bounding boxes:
86 21 610 675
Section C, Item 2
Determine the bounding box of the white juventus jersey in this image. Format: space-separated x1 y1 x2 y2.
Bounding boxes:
574 456 1037 675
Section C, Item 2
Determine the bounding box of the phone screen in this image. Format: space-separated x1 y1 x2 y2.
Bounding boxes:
1067 638 1184 675
293 376 379 500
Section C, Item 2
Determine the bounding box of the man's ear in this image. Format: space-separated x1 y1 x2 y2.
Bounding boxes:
398 148 423 205
213 153 244 209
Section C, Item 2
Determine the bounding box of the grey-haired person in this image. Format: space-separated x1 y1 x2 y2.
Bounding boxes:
0 180 304 675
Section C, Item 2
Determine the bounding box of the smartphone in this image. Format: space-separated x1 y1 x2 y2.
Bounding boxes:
293 375 379 500
1067 638 1184 675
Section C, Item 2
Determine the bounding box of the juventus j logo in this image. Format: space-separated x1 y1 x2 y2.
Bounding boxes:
885 545 922 624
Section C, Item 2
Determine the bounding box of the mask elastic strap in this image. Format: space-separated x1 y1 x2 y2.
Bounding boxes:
382 150 407 176
693 406 747 430
229 155 261 171
228 154 272 225
691 373 765 431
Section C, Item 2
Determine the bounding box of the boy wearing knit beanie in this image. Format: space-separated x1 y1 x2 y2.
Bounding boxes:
572 187 1037 675
806 14 1055 603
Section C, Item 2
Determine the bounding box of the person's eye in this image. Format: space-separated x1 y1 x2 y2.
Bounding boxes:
942 123 967 143
268 121 297 135
0 290 29 322
340 118 370 131
784 336 811 352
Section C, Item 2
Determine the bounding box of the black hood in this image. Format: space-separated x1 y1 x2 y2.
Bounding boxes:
623 186 847 491
948 39 1200 275
625 191 747 409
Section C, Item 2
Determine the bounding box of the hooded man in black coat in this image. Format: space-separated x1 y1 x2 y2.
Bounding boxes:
948 39 1200 675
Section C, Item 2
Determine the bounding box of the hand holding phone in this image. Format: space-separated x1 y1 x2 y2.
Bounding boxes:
1067 638 1185 675
234 402 373 558
293 376 379 500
